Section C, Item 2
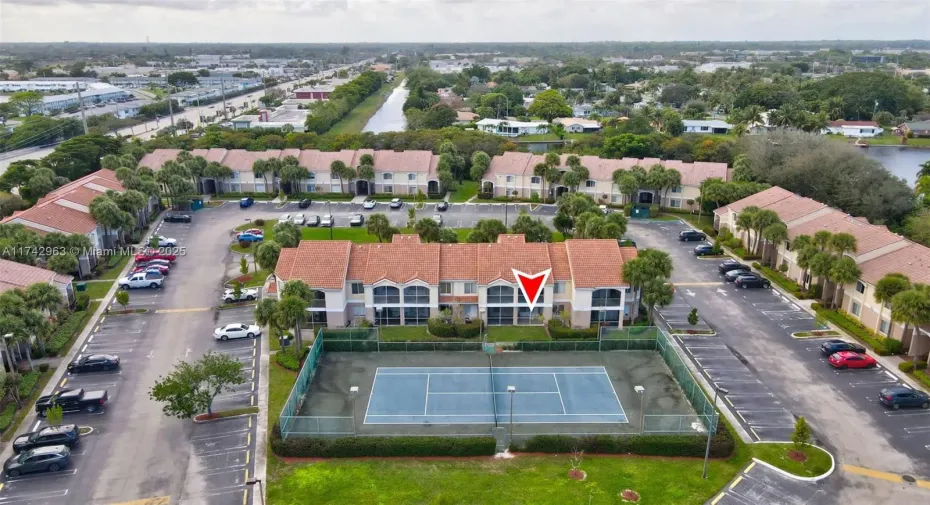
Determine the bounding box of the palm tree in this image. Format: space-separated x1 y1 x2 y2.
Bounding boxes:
615 172 638 206
828 233 858 257
809 252 836 301
735 206 759 250
533 163 549 201
873 273 910 335
550 122 566 140
750 210 781 256
204 162 234 195
252 159 271 194
254 298 282 346
828 256 861 309
761 222 788 267
813 231 832 251
357 161 375 196
641 276 674 325
330 160 349 194
891 285 930 363
24 283 64 316
279 280 313 352
366 213 395 243
89 196 124 249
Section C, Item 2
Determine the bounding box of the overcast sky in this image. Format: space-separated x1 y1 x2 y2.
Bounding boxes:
1 0 929 43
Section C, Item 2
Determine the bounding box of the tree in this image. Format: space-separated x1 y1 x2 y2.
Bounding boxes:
641 277 674 325
891 286 930 364
527 89 572 121
254 298 282 346
240 256 248 275
438 229 458 243
90 196 128 248
204 162 234 195
166 71 199 87
466 219 507 243
828 257 861 309
809 252 836 300
792 416 812 451
749 210 781 256
366 213 397 243
255 241 282 271
24 282 64 315
330 160 349 194
414 218 442 243
176 119 194 131
418 104 457 130
621 249 673 323
874 273 910 335
273 221 301 248
8 91 43 116
615 172 639 206
732 154 753 182
687 308 699 326
46 253 78 275
115 290 130 310
278 292 310 353
149 352 246 418
45 404 64 427
510 212 553 243
761 222 788 267
470 151 491 181
3 373 23 408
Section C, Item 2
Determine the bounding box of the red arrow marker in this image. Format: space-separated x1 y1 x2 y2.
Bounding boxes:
512 268 552 311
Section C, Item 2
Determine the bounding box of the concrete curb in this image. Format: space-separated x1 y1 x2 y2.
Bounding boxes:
750 442 836 483
254 281 271 505
192 412 257 424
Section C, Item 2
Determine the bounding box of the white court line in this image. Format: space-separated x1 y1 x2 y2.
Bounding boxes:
554 373 566 415
424 373 430 416
377 372 607 376
429 391 561 395
362 369 381 425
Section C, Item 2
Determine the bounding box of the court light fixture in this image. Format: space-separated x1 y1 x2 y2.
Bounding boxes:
634 385 645 394
507 385 516 393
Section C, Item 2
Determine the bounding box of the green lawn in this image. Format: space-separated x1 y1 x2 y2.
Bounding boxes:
328 76 404 135
518 132 593 141
486 325 550 341
378 326 432 341
267 455 741 505
449 180 479 203
662 212 715 229
83 281 115 300
97 254 130 280
227 268 272 288
752 444 832 478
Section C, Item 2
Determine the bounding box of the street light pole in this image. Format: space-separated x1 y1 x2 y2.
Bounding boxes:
702 386 729 479
507 385 516 446
349 386 359 437
634 385 645 434
245 478 265 505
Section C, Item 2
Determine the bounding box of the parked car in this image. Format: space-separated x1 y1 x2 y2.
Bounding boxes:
36 388 109 416
599 205 611 215
163 213 192 223
148 235 177 247
389 198 403 209
679 230 706 242
118 271 164 289
293 214 306 226
432 214 442 226
279 214 292 223
12 425 80 454
618 239 637 248
237 228 263 238
298 198 312 209
693 244 715 256
4 446 71 478
306 215 320 227
879 387 930 410
136 259 170 268
363 199 376 210
214 323 262 341
820 339 867 356
236 233 264 243
132 265 169 276
134 250 176 262
828 351 877 369
349 214 365 226
321 215 334 227
734 274 771 289
239 197 254 208
67 354 120 374
223 287 258 303
718 259 745 274
724 268 752 282
436 201 449 211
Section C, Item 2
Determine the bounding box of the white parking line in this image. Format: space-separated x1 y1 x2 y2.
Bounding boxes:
0 490 69 504
3 469 77 483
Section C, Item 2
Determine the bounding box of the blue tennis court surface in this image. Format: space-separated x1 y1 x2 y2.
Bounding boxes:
364 366 628 425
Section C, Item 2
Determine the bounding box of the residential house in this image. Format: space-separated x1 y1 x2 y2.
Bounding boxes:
554 117 602 133
572 104 595 118
714 187 929 362
456 111 479 124
897 121 930 138
683 120 733 134
274 234 640 329
0 258 74 307
481 152 729 207
824 120 883 138
475 118 548 137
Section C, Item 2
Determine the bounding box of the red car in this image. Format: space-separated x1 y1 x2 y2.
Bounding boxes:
828 351 877 369
237 229 263 239
133 264 169 276
134 250 176 262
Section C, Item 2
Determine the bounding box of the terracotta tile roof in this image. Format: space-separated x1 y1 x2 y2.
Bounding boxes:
297 149 356 173
439 295 479 303
439 244 479 280
392 234 421 244
280 148 301 160
55 186 106 207
547 243 571 281
857 242 930 286
762 194 828 223
6 202 98 234
46 169 122 199
371 150 433 173
138 149 183 170
521 154 725 186
428 155 441 176
715 186 794 215
485 152 533 178
223 149 282 172
0 258 72 295
496 234 526 244
565 239 627 288
364 243 441 284
477 242 553 285
788 209 907 255
190 148 229 164
346 244 370 281
274 241 351 290
619 246 639 264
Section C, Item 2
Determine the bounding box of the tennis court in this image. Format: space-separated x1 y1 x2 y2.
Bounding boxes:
364 366 628 425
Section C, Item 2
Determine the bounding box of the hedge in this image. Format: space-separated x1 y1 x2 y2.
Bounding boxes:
276 346 310 371
47 310 89 356
18 371 40 398
518 422 734 458
0 404 15 433
427 318 481 339
753 263 820 299
914 370 930 389
270 425 496 458
547 320 598 340
811 303 901 356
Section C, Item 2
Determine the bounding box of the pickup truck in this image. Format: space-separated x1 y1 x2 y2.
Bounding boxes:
36 388 108 416
223 287 258 303
119 271 164 289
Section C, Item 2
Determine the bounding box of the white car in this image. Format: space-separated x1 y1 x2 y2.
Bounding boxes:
321 214 334 227
432 214 443 225
118 272 164 290
293 214 306 226
279 214 292 223
389 198 403 209
149 235 177 247
599 205 611 215
222 287 259 303
214 323 261 341
363 199 376 210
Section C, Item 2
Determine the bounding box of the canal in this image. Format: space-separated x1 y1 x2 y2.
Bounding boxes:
862 146 930 186
363 79 409 133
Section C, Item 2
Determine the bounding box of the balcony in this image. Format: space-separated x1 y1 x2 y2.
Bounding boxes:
373 296 401 305
591 297 624 308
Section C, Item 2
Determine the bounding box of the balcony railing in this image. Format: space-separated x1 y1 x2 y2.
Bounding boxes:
404 296 430 305
373 296 401 305
591 297 624 307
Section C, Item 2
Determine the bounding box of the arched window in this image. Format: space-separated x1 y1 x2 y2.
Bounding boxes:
592 288 623 307
373 286 400 305
487 285 514 304
403 286 429 304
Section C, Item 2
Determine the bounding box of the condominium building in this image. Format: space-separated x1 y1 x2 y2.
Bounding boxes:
714 186 929 362
483 152 729 209
273 234 640 329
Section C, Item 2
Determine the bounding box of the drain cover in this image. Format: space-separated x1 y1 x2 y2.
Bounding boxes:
902 475 916 483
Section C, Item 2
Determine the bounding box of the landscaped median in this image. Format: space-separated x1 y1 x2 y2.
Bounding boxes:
751 443 834 480
194 406 259 423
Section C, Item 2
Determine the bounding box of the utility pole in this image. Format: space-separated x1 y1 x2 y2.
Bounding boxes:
166 85 176 134
75 83 88 135
220 79 229 120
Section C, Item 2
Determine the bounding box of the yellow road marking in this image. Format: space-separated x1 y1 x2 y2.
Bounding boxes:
106 496 170 505
155 307 211 314
744 461 756 473
0 483 4 493
60 378 68 388
247 433 251 446
243 468 249 485
248 417 252 429
100 317 106 323
843 465 930 488
242 489 247 505
245 450 250 465
710 492 725 505
251 369 255 381
94 325 100 332
729 476 743 490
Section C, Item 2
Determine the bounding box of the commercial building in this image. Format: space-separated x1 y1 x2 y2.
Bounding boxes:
273 233 639 329
0 80 90 92
714 187 929 362
293 79 350 100
34 84 131 115
229 106 309 132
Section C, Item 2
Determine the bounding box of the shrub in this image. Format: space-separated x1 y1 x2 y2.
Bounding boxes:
917 362 928 371
0 404 15 433
238 240 252 249
914 371 930 389
30 344 46 359
75 293 90 311
884 338 903 355
38 363 49 373
275 351 300 371
270 426 497 458
47 310 88 356
519 421 734 458
810 304 901 356
700 225 717 238
547 320 598 340
254 218 266 227
899 362 914 373
427 318 481 339
18 371 40 397
477 192 493 200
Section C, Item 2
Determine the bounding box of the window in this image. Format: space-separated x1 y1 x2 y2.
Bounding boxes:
383 173 393 181
439 282 452 295
517 289 545 304
230 172 240 180
585 180 596 188
553 282 566 294
879 319 890 335
855 281 865 294
785 240 791 252
851 301 861 316
592 289 623 307
517 306 543 324
671 186 682 193
463 282 477 294
383 185 393 193
700 126 709 131
350 282 364 295
373 286 400 305
611 194 621 203
255 182 265 193
591 310 621 327
308 172 316 180
506 175 514 183
305 182 316 192
553 303 566 316
670 199 681 208
531 176 541 184
404 307 430 325
374 307 401 326
487 306 513 325
488 285 514 304
332 173 340 180
404 286 430 304
407 173 416 181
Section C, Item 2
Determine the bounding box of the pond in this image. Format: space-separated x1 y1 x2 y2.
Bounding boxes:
862 146 930 186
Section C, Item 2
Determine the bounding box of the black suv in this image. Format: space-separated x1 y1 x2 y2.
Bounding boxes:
718 260 745 274
693 244 716 256
164 213 191 223
820 339 867 356
678 230 706 242
298 199 312 209
13 425 81 454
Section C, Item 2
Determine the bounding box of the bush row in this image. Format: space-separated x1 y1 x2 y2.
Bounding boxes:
18 371 40 398
753 263 820 299
275 346 310 371
427 318 481 339
914 371 930 389
47 310 89 356
517 423 734 458
547 320 598 340
898 361 929 373
0 404 15 433
811 303 902 356
270 425 497 458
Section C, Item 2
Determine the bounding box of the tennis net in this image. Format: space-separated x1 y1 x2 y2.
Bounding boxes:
488 353 498 426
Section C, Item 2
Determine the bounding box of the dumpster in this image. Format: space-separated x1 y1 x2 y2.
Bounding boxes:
76 282 87 292
190 198 204 211
631 205 651 219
